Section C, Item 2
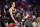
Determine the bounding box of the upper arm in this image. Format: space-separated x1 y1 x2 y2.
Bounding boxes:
9 9 12 15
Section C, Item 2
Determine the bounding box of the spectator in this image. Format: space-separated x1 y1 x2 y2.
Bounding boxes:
24 18 32 27
32 17 40 27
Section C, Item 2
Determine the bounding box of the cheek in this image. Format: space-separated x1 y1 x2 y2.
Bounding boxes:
13 4 14 6
13 5 15 6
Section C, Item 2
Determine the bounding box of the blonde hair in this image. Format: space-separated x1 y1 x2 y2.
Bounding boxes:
37 17 40 19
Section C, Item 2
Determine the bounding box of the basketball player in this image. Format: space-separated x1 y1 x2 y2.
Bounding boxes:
8 2 18 27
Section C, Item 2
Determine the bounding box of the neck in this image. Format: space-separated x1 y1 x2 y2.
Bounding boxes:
11 7 14 9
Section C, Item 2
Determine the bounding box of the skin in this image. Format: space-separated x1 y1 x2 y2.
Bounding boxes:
9 2 18 27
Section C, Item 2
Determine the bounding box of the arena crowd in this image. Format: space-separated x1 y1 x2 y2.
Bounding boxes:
1 0 40 27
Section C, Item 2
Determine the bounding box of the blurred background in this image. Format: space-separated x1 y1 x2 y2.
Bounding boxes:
1 0 40 27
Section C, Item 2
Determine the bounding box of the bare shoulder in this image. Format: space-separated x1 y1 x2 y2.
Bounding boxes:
9 8 12 12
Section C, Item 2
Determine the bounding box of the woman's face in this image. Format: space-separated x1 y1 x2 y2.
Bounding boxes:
38 18 40 22
36 18 39 22
12 2 15 7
